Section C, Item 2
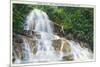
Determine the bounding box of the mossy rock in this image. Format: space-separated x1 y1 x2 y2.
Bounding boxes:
62 55 73 61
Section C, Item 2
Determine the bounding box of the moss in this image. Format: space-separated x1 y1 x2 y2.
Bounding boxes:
63 55 74 61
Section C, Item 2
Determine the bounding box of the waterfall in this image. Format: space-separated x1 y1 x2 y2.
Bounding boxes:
14 9 93 64
23 9 62 63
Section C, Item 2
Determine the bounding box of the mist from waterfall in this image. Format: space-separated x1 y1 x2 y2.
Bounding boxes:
14 9 93 64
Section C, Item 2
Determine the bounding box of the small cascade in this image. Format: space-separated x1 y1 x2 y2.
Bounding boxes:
68 40 93 61
21 38 34 63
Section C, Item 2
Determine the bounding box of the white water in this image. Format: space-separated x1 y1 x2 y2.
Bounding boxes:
14 9 93 64
67 40 93 61
23 9 62 63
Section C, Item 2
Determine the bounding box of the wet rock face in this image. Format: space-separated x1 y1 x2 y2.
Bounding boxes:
52 39 71 54
13 34 23 63
13 33 73 63
23 36 37 54
13 34 37 63
13 33 23 43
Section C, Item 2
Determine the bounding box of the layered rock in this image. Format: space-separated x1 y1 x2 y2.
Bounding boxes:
12 33 73 63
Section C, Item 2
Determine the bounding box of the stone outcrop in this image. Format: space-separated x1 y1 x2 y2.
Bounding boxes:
13 33 73 63
54 23 65 37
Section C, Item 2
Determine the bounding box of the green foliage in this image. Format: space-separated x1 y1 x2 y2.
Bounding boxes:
13 4 33 32
13 4 94 48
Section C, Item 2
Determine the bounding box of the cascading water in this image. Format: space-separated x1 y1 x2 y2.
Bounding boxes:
23 9 62 63
14 9 93 64
67 40 93 61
